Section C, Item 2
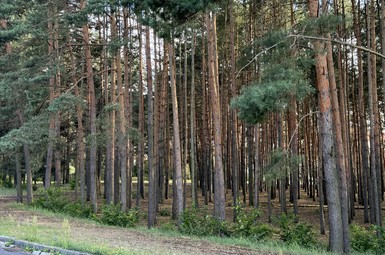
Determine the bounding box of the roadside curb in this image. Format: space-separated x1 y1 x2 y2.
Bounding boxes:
0 236 91 255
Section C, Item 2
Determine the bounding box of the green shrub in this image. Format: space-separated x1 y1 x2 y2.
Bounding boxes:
33 187 68 212
276 214 317 248
233 207 274 240
63 202 93 218
159 208 171 217
98 204 139 228
179 208 230 236
350 224 385 254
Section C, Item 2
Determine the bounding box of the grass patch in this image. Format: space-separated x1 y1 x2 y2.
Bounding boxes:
0 213 152 255
0 187 17 196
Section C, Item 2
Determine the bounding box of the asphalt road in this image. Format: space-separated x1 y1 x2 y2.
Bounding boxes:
0 247 29 255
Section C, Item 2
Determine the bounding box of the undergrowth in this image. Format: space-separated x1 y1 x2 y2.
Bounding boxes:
23 186 385 254
32 187 139 227
350 223 385 254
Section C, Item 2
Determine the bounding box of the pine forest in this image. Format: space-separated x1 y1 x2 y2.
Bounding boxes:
1 0 385 254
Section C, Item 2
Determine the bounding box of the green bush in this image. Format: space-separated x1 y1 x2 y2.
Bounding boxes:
276 214 317 248
350 224 385 254
179 208 230 237
33 187 68 212
233 207 274 240
98 204 139 228
63 202 93 218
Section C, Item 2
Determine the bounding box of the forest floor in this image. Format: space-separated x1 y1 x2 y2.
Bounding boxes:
0 185 377 255
0 195 275 255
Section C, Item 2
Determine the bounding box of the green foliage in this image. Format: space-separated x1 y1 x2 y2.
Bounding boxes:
233 206 274 240
263 149 301 184
350 224 385 254
47 93 85 113
0 114 49 151
62 202 93 218
179 208 230 237
97 204 139 228
296 14 343 37
159 208 171 217
276 214 317 248
179 207 273 240
231 67 313 124
33 187 93 218
33 187 69 212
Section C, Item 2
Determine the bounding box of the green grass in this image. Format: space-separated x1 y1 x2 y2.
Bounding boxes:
0 187 17 196
1 197 378 255
0 213 152 255
145 225 334 255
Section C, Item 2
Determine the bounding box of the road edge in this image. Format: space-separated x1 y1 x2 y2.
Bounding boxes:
0 236 91 255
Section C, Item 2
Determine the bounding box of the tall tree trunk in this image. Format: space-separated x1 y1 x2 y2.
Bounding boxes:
69 42 85 204
352 0 369 223
207 12 225 220
116 13 127 212
81 0 97 213
190 30 198 207
326 34 350 252
123 6 132 209
146 25 156 227
229 0 239 220
169 41 184 224
309 0 344 252
137 24 145 207
53 7 61 186
367 0 382 229
45 6 55 189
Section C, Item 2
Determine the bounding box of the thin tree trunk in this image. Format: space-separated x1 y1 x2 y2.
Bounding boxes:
229 0 239 220
117 15 127 212
169 41 184 224
81 0 97 213
367 0 382 229
123 6 132 209
137 24 145 207
15 152 22 203
146 25 156 227
190 30 198 207
254 125 260 208
45 7 55 189
69 42 85 204
17 111 33 203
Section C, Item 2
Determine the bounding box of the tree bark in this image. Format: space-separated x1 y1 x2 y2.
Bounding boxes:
309 0 344 252
146 25 156 227
207 12 225 220
326 34 350 252
169 41 184 224
81 0 97 213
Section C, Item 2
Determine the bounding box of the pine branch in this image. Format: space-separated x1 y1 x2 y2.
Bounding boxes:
286 34 385 59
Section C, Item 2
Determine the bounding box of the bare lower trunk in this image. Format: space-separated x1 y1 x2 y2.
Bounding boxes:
15 152 22 203
169 41 184 224
207 12 225 220
81 0 97 213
